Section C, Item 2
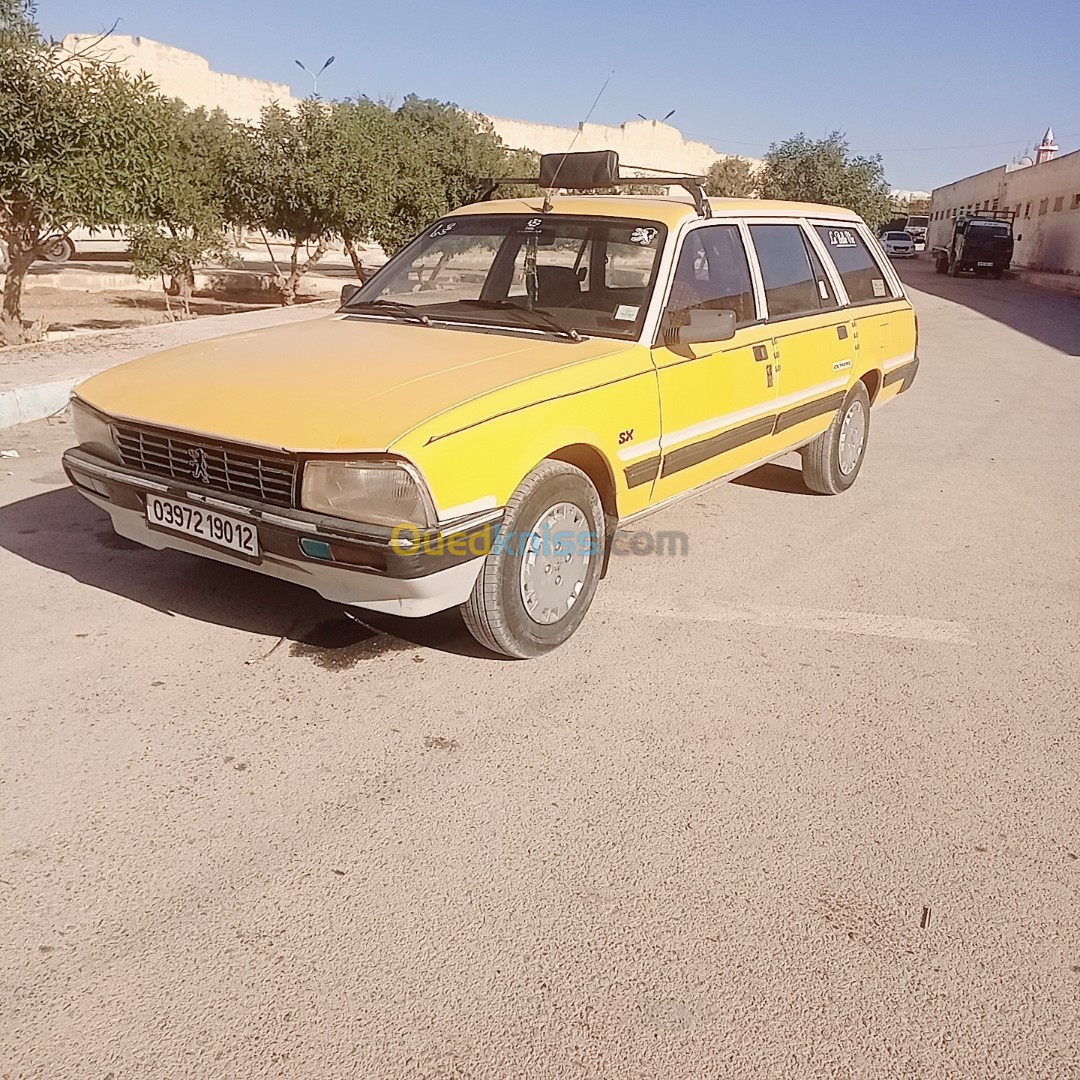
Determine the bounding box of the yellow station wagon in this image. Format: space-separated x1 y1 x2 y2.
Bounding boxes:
64 152 918 658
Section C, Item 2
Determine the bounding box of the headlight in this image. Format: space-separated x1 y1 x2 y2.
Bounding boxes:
301 460 432 528
70 397 119 463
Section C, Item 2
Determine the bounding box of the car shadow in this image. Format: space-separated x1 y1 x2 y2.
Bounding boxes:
0 487 498 661
731 461 823 496
896 257 1080 357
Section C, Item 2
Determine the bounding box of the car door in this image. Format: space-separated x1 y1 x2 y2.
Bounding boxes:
810 220 913 391
747 221 853 445
643 222 777 505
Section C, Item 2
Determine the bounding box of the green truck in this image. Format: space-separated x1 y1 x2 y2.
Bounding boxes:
932 211 1015 278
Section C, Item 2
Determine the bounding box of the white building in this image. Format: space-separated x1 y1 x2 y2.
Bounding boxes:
929 129 1080 275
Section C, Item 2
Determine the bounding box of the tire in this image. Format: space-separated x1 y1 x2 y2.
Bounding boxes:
40 235 74 263
461 460 605 658
800 381 871 495
949 259 961 277
991 269 1003 280
934 256 947 274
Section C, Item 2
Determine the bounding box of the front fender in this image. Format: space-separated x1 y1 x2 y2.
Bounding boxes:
391 350 661 522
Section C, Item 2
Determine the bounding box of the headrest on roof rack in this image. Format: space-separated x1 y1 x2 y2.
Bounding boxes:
539 150 620 190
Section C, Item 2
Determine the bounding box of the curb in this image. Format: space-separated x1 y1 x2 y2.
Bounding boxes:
0 374 90 429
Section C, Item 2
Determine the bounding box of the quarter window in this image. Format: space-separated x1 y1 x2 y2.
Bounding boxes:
814 225 894 303
749 224 822 318
665 225 757 325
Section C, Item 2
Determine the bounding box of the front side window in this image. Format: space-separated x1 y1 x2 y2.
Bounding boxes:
664 224 757 325
814 225 895 303
348 214 666 340
749 223 822 318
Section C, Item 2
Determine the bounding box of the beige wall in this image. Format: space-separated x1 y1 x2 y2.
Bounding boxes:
61 34 300 125
61 34 752 182
930 151 1080 273
488 115 755 176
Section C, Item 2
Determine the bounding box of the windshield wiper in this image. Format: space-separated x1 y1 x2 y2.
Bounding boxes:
344 300 433 326
452 299 584 342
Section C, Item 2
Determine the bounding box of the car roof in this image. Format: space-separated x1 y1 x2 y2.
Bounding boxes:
448 195 865 228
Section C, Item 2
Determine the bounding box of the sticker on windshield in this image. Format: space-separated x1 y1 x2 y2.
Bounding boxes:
630 227 658 246
428 222 457 238
524 218 544 232
872 279 887 297
614 304 640 321
817 279 829 299
826 228 859 248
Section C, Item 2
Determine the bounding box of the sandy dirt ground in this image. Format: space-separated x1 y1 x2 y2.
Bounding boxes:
0 259 1078 1079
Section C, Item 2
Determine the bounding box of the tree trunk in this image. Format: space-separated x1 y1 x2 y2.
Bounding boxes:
342 232 370 284
281 237 328 306
2 247 35 328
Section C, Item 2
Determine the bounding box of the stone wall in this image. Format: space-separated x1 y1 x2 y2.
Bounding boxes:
61 34 300 125
488 115 753 176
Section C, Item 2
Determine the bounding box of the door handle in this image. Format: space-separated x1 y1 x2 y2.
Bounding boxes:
753 344 769 362
836 325 849 340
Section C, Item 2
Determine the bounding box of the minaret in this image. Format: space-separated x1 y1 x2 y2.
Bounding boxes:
1035 127 1059 165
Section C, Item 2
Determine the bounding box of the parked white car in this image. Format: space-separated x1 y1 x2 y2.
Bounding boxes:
880 231 916 258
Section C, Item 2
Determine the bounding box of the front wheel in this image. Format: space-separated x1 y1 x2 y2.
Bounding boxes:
800 381 871 495
461 460 605 658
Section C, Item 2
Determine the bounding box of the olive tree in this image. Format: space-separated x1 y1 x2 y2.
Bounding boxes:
0 2 167 336
758 132 893 227
126 101 241 315
705 156 759 199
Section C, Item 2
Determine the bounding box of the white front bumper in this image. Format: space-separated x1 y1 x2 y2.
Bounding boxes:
81 492 485 617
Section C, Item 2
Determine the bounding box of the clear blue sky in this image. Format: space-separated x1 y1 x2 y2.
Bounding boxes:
37 0 1080 193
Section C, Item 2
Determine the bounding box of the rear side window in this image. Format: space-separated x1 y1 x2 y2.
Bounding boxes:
749 224 821 318
815 225 894 303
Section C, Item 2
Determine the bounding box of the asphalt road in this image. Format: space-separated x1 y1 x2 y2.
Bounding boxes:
2 257 1078 1079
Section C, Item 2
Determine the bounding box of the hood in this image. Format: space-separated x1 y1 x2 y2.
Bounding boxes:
75 314 635 451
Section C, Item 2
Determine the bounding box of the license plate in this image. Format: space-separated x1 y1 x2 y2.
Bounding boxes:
978 261 993 267
146 493 260 559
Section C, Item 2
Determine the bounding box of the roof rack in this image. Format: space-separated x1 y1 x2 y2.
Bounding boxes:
965 208 1016 221
478 150 712 218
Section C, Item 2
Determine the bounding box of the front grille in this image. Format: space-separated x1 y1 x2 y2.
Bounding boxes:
114 424 298 507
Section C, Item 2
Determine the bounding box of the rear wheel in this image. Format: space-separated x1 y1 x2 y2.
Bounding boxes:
934 255 948 274
800 382 871 495
461 460 605 658
40 235 74 263
949 258 961 277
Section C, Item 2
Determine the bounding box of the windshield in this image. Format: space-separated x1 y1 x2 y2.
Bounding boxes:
906 217 929 228
886 233 912 241
968 222 1012 239
345 214 666 340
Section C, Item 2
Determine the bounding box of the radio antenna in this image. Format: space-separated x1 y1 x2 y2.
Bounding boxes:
543 69 615 211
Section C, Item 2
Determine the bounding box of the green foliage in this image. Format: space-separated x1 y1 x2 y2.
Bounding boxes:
373 95 513 256
758 132 893 227
127 100 241 311
0 0 38 48
705 156 759 199
0 16 169 330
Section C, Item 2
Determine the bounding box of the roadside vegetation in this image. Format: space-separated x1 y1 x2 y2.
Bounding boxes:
2 1 902 346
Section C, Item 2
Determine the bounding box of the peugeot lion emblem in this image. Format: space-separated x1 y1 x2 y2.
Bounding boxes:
188 447 211 484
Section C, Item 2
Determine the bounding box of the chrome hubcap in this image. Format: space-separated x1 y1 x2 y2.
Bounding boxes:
519 501 590 625
838 400 866 475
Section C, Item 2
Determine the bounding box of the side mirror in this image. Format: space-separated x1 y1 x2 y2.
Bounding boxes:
339 283 363 308
665 308 737 346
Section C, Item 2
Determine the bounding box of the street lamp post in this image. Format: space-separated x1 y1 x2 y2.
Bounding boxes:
294 56 335 98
